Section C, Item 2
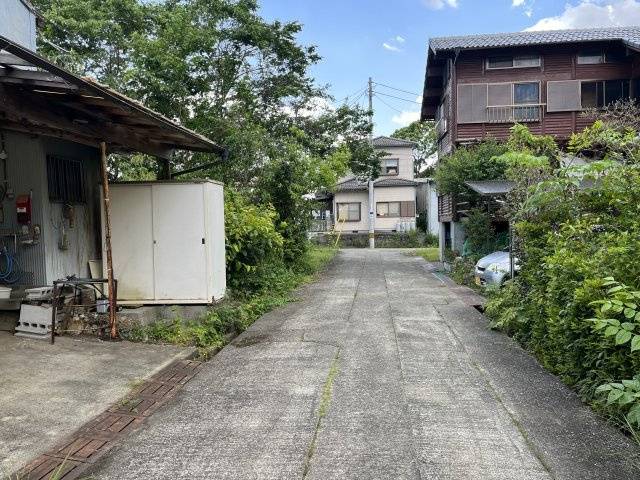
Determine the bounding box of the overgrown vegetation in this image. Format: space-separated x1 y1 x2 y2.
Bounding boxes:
32 0 370 356
413 248 439 262
477 111 640 438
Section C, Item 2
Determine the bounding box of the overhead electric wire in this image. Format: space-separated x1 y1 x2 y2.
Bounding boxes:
342 85 368 104
373 94 403 113
346 88 368 108
373 82 421 98
373 90 421 104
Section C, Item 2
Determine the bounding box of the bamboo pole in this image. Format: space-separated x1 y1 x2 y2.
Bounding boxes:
99 142 117 339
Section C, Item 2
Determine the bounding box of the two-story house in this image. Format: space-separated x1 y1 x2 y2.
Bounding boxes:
332 136 417 234
420 26 640 255
421 26 640 156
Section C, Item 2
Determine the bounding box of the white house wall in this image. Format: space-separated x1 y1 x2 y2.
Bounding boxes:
334 186 417 233
377 146 415 180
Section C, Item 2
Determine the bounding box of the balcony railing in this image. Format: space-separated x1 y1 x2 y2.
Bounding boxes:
486 104 543 123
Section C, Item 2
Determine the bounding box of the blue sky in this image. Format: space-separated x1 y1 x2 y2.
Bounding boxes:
259 0 640 135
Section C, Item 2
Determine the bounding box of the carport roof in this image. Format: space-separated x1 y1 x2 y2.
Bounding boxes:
0 35 224 158
465 180 515 196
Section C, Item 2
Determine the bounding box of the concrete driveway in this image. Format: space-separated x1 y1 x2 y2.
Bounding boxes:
89 249 640 479
0 333 190 475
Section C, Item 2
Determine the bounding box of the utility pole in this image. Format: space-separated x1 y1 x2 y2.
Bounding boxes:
367 77 375 249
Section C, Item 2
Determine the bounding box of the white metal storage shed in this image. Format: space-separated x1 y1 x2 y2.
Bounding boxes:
102 180 226 304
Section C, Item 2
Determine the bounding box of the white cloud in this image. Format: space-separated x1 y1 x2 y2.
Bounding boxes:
526 0 640 31
391 110 420 127
423 0 458 10
282 97 334 119
383 42 401 52
396 35 406 43
512 0 534 17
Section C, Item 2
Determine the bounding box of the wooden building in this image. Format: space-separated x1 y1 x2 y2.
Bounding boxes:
420 26 640 156
419 27 640 258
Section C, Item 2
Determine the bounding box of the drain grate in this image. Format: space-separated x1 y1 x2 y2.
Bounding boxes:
13 359 203 480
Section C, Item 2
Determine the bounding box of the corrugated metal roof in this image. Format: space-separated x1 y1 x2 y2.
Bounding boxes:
335 176 417 192
372 136 417 148
0 34 224 155
429 26 640 54
465 180 515 196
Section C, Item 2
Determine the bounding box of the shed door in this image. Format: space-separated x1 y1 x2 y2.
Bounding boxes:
152 184 208 300
109 185 155 300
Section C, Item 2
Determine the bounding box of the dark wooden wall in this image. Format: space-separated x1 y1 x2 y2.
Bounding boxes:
451 43 635 143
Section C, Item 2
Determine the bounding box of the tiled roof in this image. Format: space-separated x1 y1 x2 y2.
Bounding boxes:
372 136 417 148
335 177 417 192
429 26 640 54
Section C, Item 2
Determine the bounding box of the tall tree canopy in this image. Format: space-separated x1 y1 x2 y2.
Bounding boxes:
32 0 380 187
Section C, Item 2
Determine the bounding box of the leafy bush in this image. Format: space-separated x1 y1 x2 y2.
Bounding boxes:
224 190 284 293
434 140 508 205
463 209 497 258
485 159 640 435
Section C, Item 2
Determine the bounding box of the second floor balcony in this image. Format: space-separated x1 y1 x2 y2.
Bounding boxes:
486 104 543 123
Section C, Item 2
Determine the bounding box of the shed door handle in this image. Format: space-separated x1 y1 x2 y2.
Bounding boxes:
202 238 205 244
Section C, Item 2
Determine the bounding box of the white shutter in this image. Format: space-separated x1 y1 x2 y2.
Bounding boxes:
547 80 581 112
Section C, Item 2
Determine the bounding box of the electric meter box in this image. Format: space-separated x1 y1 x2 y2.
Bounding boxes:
101 180 226 304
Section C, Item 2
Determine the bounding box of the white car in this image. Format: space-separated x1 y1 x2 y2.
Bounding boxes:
474 250 519 287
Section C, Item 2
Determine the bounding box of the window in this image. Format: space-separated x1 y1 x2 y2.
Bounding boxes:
581 80 630 108
46 155 85 204
487 55 541 69
578 50 626 65
377 202 401 218
337 203 361 222
577 49 604 64
377 201 415 218
514 82 540 104
384 159 399 175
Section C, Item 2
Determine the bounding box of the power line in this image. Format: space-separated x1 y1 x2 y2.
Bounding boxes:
374 94 403 113
346 89 367 108
373 82 421 98
342 85 368 104
373 90 421 104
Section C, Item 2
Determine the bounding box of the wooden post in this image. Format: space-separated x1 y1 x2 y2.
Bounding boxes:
100 142 118 339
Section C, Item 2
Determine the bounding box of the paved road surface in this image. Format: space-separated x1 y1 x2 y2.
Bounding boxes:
90 250 640 479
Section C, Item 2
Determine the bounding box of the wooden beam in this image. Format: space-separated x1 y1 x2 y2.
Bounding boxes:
100 142 118 340
0 52 33 67
0 86 176 158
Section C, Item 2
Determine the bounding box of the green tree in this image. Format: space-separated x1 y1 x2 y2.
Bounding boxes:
391 121 437 176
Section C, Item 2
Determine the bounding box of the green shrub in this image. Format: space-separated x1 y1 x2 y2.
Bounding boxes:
224 189 284 293
485 161 640 435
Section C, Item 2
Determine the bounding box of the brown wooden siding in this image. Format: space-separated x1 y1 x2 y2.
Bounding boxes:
451 43 636 144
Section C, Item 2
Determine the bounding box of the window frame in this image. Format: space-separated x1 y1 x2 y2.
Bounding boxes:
486 54 541 70
336 202 361 222
577 50 627 65
376 201 401 218
46 154 86 204
580 79 631 109
383 158 399 176
513 81 541 105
